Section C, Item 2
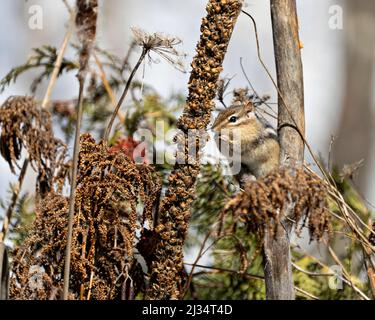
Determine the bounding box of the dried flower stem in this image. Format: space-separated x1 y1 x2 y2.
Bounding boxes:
146 0 243 300
42 12 75 109
0 158 29 243
103 48 147 142
93 53 125 123
63 0 97 300
0 12 74 247
63 76 86 300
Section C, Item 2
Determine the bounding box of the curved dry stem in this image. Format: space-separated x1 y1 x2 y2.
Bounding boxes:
103 48 147 142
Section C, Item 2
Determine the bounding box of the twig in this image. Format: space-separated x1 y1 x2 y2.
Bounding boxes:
185 262 264 281
63 70 87 300
0 159 29 243
0 10 74 245
103 48 147 142
292 242 370 300
182 231 213 298
42 12 75 109
292 262 334 277
63 0 98 299
86 271 94 300
185 262 319 300
294 286 319 300
93 52 125 123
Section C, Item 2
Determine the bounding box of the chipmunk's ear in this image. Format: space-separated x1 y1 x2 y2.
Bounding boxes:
244 101 255 118
243 101 253 113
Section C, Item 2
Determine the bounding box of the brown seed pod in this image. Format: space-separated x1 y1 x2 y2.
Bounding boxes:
0 96 66 193
146 0 243 300
10 134 161 300
223 167 332 241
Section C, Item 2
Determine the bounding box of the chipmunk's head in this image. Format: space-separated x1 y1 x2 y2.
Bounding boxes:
212 102 254 131
212 102 262 148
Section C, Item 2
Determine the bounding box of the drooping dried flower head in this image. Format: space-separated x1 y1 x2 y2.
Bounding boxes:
76 0 98 74
131 27 186 72
0 96 66 193
224 168 332 241
10 133 161 300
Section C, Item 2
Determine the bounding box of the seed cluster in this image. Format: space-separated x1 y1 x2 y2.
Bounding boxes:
0 96 65 194
76 0 98 75
146 0 243 300
224 168 332 241
10 134 161 300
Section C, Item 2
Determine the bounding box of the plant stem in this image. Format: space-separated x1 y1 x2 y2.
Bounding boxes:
42 14 75 109
0 159 29 244
93 53 125 123
62 73 86 300
103 48 147 143
0 12 74 247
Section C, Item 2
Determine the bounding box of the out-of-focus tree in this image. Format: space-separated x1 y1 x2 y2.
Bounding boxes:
333 0 375 193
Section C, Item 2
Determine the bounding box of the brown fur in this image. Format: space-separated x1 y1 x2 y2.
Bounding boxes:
212 103 279 180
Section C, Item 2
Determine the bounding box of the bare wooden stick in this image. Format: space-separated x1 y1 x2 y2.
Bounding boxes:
262 0 305 300
103 48 147 142
93 53 125 123
63 0 97 299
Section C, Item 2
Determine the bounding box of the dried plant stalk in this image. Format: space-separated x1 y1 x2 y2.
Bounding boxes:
104 28 185 141
223 168 331 241
145 0 243 300
10 134 160 300
0 96 65 194
63 0 98 299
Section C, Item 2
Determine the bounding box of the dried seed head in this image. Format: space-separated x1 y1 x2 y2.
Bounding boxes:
223 167 332 241
76 0 98 74
10 133 161 300
146 0 243 300
131 27 186 72
0 96 66 193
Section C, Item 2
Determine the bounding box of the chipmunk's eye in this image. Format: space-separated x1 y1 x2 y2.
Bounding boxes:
229 116 237 123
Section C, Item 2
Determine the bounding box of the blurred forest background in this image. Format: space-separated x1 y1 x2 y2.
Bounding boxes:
0 0 374 300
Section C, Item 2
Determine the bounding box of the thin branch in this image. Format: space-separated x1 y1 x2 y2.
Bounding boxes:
292 262 334 277
103 48 147 142
182 231 213 298
93 52 125 123
0 159 29 243
63 0 98 299
63 70 87 300
292 243 371 300
42 11 75 109
185 262 319 300
0 11 74 245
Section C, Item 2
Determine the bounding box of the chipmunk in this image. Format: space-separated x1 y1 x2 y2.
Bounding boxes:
212 101 279 185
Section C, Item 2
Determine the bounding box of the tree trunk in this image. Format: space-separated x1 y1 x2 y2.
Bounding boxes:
333 0 375 192
266 0 305 300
